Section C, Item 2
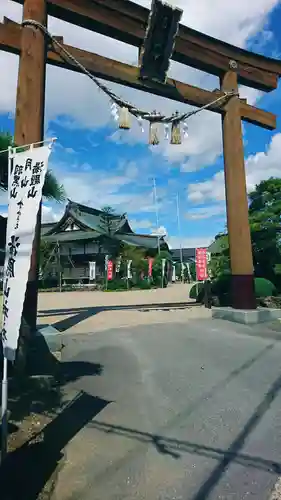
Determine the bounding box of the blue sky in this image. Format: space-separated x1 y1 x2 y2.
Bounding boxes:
1 0 281 248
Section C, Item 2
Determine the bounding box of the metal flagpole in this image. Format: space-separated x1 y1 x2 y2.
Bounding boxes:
153 177 160 255
176 193 184 281
1 355 8 462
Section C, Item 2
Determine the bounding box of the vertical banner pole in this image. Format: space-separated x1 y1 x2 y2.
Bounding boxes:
1 356 8 462
161 259 166 288
58 243 62 292
1 142 52 464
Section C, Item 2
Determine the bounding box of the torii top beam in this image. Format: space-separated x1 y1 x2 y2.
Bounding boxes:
14 0 281 92
0 18 276 130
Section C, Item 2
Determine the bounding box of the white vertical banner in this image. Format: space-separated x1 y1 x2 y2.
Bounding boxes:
181 262 185 278
127 260 132 279
104 254 109 271
186 263 192 282
162 258 166 277
1 145 51 361
172 265 176 282
116 257 121 273
89 261 96 281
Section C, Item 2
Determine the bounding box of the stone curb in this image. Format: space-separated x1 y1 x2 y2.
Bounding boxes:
36 325 63 354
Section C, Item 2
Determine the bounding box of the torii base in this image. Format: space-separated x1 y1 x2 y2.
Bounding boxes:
212 307 281 325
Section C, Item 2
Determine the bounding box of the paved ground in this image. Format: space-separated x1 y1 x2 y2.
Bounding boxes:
37 284 210 334
51 317 281 500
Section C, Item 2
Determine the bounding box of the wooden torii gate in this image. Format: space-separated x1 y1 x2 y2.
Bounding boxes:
1 0 281 327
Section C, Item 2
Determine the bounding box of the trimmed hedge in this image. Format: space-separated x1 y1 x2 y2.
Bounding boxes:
254 277 277 297
189 275 277 304
105 278 153 291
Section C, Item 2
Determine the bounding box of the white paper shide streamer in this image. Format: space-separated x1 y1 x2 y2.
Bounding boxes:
1 145 51 361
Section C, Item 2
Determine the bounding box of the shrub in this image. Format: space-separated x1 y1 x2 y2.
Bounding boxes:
212 275 276 302
190 275 277 304
38 277 58 289
135 278 152 290
254 277 277 297
189 282 204 300
106 278 129 291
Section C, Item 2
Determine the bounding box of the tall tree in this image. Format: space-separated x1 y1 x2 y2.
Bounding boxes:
98 206 117 236
210 178 281 286
249 177 281 283
98 206 126 259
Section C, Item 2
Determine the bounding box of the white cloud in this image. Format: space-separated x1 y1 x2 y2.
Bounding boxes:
51 159 162 215
0 0 279 169
42 204 63 223
187 132 281 203
151 225 167 236
185 204 226 220
130 218 153 231
167 235 213 249
0 202 61 223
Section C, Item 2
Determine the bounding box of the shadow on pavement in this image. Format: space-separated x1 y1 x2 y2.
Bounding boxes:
86 369 281 497
38 301 198 332
0 333 107 500
0 391 110 500
5 334 103 424
190 370 281 499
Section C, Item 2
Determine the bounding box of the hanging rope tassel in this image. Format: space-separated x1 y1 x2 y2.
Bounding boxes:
149 121 160 145
170 119 182 145
119 107 131 129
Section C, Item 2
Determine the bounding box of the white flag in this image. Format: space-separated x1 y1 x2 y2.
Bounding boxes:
89 261 96 280
162 258 166 277
1 145 51 361
127 260 132 279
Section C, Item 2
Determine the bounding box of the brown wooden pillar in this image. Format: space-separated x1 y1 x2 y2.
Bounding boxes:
14 0 47 330
220 69 256 310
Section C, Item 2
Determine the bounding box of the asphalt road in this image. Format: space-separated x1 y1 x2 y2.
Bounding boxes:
54 318 281 500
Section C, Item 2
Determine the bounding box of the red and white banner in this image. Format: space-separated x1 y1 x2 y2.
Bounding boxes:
148 258 154 277
196 248 208 281
107 260 113 281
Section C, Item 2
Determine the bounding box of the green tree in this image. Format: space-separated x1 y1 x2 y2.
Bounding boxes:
189 261 196 281
0 132 65 200
209 233 230 278
98 206 117 236
249 177 281 285
98 206 126 259
209 178 281 288
119 243 147 279
152 250 173 287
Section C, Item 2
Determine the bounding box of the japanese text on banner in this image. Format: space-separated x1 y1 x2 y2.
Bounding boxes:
1 145 51 361
196 247 208 281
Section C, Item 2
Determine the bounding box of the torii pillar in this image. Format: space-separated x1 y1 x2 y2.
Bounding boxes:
14 0 47 330
221 68 256 310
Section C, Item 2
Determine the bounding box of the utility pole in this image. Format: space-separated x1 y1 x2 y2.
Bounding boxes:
14 0 47 330
176 192 184 281
153 177 161 255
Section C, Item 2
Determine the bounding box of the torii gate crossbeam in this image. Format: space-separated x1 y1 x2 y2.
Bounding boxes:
1 0 281 328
